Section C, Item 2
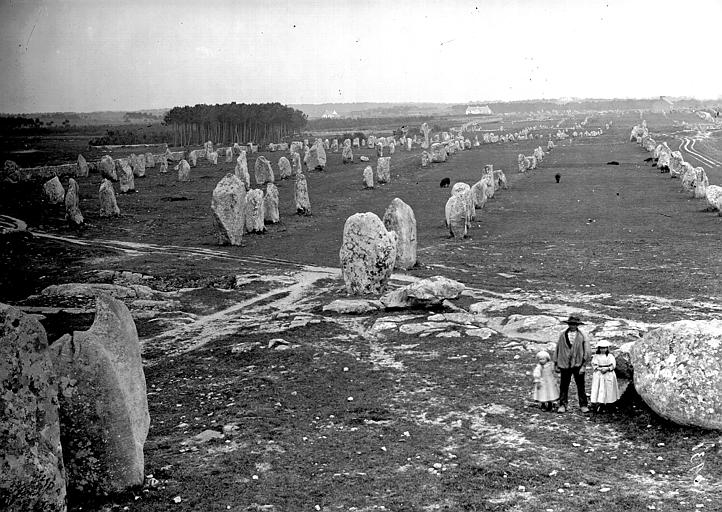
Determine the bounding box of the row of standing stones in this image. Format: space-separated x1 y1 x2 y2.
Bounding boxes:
1 295 148 511
630 121 722 213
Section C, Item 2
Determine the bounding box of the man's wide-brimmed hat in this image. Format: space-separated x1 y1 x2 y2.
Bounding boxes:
561 315 585 325
595 340 611 349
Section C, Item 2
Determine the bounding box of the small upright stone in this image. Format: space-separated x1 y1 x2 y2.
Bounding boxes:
144 153 155 168
225 147 233 163
445 195 467 238
382 198 417 270
211 173 246 245
376 157 391 184
421 151 430 167
177 159 191 182
0 304 67 512
100 155 117 181
331 139 339 153
339 212 397 295
99 179 120 217
278 156 292 179
159 154 168 174
264 183 280 224
342 144 353 164
44 176 66 204
65 178 84 227
77 154 89 177
291 151 302 175
244 188 265 233
295 172 311 215
116 158 135 193
131 153 146 178
235 152 250 188
363 166 374 189
307 140 327 171
254 156 274 185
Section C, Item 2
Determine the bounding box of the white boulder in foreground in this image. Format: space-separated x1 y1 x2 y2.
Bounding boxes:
380 276 465 309
631 320 722 430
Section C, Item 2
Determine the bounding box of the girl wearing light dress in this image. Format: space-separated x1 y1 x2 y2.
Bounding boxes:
590 340 620 412
532 350 559 411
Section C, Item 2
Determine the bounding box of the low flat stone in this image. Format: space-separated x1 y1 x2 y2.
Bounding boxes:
436 331 461 338
465 328 495 339
193 430 224 443
323 299 383 314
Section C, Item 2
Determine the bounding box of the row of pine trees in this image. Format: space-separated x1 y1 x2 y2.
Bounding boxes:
163 102 307 147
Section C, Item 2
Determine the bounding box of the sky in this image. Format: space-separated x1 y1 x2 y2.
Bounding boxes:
1 0 721 113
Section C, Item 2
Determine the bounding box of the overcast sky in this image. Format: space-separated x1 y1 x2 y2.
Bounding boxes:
1 0 720 113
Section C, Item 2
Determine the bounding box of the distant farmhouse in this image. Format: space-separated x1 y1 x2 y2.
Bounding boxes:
651 96 674 113
465 105 493 116
321 109 340 119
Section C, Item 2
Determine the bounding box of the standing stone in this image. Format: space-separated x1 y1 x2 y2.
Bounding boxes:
376 157 391 184
389 142 396 155
420 122 431 149
291 151 302 175
244 188 265 233
144 153 155 168
0 304 67 512
235 151 250 188
339 212 398 295
159 154 168 174
77 154 89 177
64 178 84 228
207 151 218 165
631 320 722 430
406 138 412 151
307 141 326 171
44 176 66 204
295 172 311 215
225 147 233 163
177 159 191 182
694 167 709 199
116 159 135 193
263 183 280 224
99 179 120 217
383 198 417 270
48 295 150 495
353 138 360 148
363 166 374 189
452 182 474 224
278 156 292 179
211 173 246 246
100 155 117 181
254 156 274 185
331 139 339 153
342 145 354 164
421 151 430 167
324 139 330 150
445 195 467 238
376 142 384 157
188 150 199 168
130 154 145 178
471 179 488 209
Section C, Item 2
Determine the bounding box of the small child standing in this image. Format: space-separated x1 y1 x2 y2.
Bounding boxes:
532 350 559 411
590 340 620 412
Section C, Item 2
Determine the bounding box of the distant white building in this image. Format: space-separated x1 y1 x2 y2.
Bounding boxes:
321 109 340 119
465 105 493 116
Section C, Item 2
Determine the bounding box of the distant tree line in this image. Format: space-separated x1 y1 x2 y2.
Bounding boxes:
163 102 307 146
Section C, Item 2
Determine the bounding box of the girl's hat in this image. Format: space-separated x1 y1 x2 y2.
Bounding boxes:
595 340 611 349
561 315 585 325
536 350 551 360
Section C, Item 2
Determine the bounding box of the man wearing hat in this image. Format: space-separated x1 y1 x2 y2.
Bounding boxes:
553 315 592 413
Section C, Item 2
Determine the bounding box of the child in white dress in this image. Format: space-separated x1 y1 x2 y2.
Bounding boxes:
590 340 620 412
532 350 559 411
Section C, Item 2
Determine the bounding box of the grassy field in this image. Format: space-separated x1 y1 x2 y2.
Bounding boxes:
2 111 722 511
